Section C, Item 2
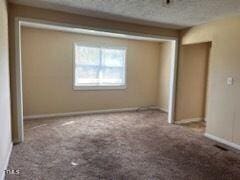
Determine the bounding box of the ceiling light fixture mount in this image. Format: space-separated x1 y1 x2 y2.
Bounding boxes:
163 0 174 7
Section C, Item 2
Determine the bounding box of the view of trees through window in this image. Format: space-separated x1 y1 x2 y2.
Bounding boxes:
74 45 126 88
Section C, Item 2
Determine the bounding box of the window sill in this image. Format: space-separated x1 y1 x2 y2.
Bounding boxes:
73 85 127 91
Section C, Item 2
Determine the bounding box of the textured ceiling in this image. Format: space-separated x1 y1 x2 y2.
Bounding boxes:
9 0 240 29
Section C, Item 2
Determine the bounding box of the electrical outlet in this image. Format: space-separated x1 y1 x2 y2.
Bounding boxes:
227 77 233 85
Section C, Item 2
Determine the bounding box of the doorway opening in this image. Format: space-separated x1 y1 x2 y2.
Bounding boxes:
175 42 211 134
14 18 178 143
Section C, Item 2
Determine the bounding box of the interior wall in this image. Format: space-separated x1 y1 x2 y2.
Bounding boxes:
8 3 179 142
176 43 210 121
180 15 240 145
0 0 12 179
21 27 161 116
157 41 174 112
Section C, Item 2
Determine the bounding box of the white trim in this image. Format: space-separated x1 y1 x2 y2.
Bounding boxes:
168 40 178 124
24 107 140 120
205 133 240 151
73 85 127 91
175 117 203 124
15 18 24 143
14 17 179 142
158 107 168 113
20 19 176 42
0 143 13 180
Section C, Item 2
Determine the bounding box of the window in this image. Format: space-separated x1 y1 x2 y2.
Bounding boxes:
74 44 126 90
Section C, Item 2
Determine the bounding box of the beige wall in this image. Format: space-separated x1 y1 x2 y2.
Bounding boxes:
180 15 240 145
157 42 174 112
8 3 179 142
21 27 162 116
176 43 210 121
0 0 12 178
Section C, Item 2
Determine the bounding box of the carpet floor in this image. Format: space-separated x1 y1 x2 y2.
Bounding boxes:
6 110 240 180
178 121 206 134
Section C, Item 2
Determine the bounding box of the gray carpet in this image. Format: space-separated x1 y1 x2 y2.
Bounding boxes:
6 110 240 180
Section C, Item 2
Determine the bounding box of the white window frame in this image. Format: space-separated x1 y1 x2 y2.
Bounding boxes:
73 43 127 90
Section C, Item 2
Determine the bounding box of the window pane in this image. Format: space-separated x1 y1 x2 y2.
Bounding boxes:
75 46 100 65
102 48 125 67
75 66 99 85
100 67 125 85
74 45 126 88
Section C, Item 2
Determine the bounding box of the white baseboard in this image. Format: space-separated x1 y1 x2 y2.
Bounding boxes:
24 107 146 120
205 133 240 151
1 142 13 180
158 107 168 113
175 117 204 124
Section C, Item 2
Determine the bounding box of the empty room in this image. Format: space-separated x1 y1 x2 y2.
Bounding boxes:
1 0 240 179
